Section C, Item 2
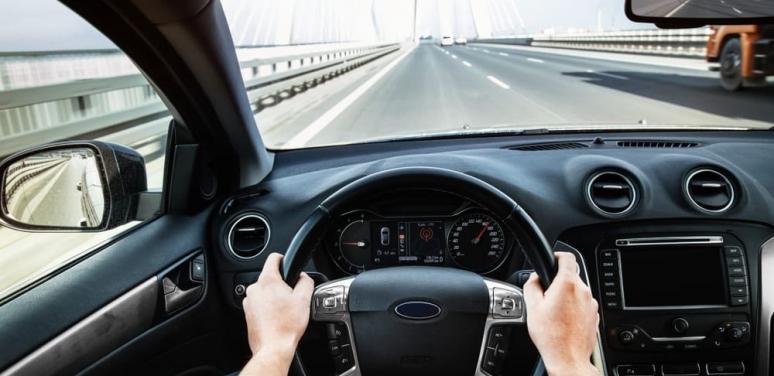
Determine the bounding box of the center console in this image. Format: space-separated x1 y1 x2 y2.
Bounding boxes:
596 235 753 376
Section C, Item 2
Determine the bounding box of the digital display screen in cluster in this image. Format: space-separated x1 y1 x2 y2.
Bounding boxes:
398 221 445 264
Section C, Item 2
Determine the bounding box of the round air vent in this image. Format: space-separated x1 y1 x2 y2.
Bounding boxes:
683 168 735 214
585 171 638 217
227 214 270 259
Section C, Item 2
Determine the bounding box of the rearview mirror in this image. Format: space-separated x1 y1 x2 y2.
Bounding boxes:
626 0 774 25
0 141 149 232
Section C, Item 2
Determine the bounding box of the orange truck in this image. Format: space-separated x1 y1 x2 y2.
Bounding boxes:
706 25 774 91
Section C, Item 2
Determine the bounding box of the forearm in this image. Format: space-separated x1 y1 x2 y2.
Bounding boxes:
240 346 295 376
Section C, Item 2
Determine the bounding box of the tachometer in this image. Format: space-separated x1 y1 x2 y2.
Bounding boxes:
447 213 507 273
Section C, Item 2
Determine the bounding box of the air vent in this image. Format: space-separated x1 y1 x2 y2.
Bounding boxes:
511 142 588 151
227 214 270 259
585 171 638 217
683 169 735 214
617 140 699 148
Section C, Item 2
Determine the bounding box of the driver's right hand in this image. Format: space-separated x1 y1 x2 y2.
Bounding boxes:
523 252 601 376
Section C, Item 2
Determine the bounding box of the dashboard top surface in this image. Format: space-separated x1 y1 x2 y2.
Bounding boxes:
234 131 774 255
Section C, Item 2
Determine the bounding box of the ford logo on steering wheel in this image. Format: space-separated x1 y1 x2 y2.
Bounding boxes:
394 301 442 320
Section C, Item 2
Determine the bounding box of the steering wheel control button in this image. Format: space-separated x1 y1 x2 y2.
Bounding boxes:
672 318 690 335
492 288 522 319
706 361 745 375
314 286 346 317
324 323 355 375
615 364 655 376
482 326 512 375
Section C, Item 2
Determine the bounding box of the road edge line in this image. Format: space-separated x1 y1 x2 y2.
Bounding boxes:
283 45 416 148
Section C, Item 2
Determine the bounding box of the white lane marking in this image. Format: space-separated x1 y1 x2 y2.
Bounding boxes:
452 54 458 59
462 61 472 67
586 69 629 80
482 49 490 53
732 7 742 13
284 46 415 148
720 0 725 3
445 50 450 55
499 52 509 56
527 58 544 63
486 75 510 89
666 0 691 17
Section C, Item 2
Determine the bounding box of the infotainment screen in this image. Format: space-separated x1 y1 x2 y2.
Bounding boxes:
620 246 727 308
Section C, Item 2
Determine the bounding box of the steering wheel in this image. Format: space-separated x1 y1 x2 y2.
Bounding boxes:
281 167 558 376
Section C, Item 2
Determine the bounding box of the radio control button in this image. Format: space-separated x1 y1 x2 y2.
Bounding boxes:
730 296 749 305
706 361 744 375
600 249 619 259
729 276 747 286
672 318 690 335
600 261 617 269
662 363 700 376
730 286 748 296
605 300 621 309
618 330 635 345
724 246 743 257
601 270 618 279
726 256 744 267
727 266 746 276
616 364 655 376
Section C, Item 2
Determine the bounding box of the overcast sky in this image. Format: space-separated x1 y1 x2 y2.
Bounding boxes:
0 0 641 52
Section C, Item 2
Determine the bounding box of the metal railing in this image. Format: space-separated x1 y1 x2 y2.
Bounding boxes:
0 42 401 157
474 28 712 58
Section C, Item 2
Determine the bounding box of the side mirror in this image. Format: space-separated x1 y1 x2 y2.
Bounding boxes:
626 0 774 26
0 141 148 232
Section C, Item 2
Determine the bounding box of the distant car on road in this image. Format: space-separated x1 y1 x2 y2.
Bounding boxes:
440 36 454 47
455 37 467 45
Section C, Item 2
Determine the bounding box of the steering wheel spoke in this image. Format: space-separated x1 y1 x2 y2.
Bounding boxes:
476 279 526 376
312 277 361 376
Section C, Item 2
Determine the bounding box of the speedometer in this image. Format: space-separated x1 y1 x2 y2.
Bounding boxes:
447 213 507 273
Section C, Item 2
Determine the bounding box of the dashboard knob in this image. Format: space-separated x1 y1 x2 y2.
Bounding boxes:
618 330 635 345
726 327 744 342
672 318 690 335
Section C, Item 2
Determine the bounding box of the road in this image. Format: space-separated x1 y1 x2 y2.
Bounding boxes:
269 43 774 148
632 0 774 18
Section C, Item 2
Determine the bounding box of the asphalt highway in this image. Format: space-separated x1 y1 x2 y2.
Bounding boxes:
272 43 774 148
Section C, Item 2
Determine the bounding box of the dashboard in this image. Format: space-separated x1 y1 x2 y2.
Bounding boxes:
210 130 774 376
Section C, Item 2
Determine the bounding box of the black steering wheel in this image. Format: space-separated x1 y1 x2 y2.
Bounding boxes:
281 167 558 376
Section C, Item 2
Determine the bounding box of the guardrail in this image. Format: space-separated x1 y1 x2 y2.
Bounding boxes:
0 43 401 157
474 28 711 58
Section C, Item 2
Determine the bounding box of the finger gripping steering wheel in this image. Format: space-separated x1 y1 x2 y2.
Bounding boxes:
281 167 557 376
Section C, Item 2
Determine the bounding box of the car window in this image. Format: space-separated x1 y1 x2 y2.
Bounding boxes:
0 1 170 302
219 0 774 150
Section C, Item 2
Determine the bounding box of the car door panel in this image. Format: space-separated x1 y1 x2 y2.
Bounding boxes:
0 209 216 374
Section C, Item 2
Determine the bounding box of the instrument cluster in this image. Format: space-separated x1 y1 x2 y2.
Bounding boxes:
324 208 513 275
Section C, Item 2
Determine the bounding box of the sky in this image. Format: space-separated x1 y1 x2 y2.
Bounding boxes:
0 0 642 52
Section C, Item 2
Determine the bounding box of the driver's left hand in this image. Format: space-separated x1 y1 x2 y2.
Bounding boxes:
241 253 314 375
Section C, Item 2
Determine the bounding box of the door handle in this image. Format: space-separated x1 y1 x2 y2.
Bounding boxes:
161 252 205 314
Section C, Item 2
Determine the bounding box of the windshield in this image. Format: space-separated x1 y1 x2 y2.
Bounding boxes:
221 0 774 149
1 1 772 153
